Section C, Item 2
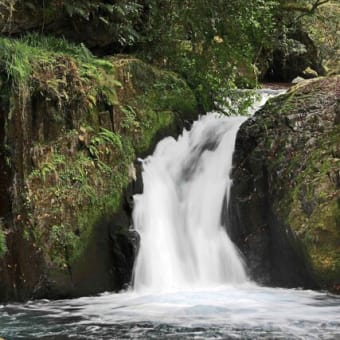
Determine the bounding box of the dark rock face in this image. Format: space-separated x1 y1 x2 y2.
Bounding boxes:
228 76 340 291
264 29 325 82
227 120 315 287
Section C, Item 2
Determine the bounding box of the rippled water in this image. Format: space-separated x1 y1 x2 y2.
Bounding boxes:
1 285 340 339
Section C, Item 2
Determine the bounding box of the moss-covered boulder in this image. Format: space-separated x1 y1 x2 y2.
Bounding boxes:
264 28 325 82
229 76 340 292
0 36 198 301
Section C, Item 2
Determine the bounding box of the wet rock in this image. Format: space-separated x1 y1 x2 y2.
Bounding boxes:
264 29 325 82
228 76 340 291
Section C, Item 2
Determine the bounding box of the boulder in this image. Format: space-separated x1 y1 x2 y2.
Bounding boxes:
264 29 325 82
228 76 340 292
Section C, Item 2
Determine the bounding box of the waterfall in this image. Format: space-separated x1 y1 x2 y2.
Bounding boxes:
132 90 284 293
3 89 340 340
132 115 248 292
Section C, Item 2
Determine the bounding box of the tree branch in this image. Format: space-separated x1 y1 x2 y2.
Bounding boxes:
281 0 330 13
280 0 330 22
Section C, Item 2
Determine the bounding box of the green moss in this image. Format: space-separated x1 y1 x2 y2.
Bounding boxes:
134 109 174 154
144 70 197 115
71 190 122 263
0 39 197 273
310 247 340 285
113 58 197 118
0 221 7 258
69 136 135 264
263 77 340 290
113 58 197 154
281 104 339 287
26 128 136 268
0 33 120 118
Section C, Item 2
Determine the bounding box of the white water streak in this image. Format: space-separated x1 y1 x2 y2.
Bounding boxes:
132 89 286 293
133 114 247 292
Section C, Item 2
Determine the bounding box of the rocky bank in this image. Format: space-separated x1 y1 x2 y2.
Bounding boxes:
0 37 198 301
229 76 340 292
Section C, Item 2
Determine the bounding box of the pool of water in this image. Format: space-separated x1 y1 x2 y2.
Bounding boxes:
1 284 340 339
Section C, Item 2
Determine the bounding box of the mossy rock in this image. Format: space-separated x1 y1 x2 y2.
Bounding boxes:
231 76 340 292
0 226 6 258
269 77 340 291
0 37 198 301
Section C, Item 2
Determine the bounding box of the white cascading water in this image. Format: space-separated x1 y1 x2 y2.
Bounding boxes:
133 115 247 292
132 90 283 292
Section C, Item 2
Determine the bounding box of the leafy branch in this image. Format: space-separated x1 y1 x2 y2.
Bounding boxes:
281 0 330 21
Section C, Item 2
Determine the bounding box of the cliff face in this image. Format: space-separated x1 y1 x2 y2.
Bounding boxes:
229 76 340 292
0 37 198 301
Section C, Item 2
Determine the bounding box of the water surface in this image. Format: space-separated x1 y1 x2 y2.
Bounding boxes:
1 285 339 339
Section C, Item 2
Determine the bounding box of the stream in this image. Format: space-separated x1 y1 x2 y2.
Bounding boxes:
1 286 340 339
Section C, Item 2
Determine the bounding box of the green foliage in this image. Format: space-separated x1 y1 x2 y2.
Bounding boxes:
143 71 197 115
62 0 142 46
23 56 198 269
88 128 123 164
21 34 93 61
0 33 91 87
138 0 278 110
27 127 135 267
120 105 140 131
301 1 340 73
0 219 7 258
95 128 122 151
1 0 335 111
50 223 77 268
39 153 66 182
118 60 198 152
0 33 119 114
0 37 33 89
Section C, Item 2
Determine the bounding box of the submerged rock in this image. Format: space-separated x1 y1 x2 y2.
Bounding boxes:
229 76 340 292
